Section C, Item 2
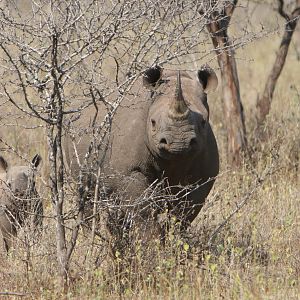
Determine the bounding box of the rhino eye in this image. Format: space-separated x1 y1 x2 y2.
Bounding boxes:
201 119 206 128
151 119 156 130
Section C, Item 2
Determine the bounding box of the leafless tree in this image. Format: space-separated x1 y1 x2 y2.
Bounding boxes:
198 0 247 167
0 0 217 289
256 0 300 127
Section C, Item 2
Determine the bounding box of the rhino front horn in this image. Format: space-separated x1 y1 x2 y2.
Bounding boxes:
169 71 189 119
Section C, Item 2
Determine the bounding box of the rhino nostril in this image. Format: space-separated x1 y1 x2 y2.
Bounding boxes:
159 138 168 145
190 138 197 147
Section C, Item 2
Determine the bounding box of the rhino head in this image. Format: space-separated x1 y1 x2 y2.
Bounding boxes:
143 65 218 160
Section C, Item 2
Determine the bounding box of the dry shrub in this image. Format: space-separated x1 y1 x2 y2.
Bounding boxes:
0 107 298 299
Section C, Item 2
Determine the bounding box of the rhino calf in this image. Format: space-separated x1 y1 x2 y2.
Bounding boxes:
0 154 42 252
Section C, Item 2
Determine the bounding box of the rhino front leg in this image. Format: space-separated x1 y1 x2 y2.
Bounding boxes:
109 171 162 242
168 180 215 230
120 171 158 223
108 171 147 230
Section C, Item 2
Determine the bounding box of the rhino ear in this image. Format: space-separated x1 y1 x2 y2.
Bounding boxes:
197 65 218 93
143 66 163 89
31 154 42 169
0 156 8 173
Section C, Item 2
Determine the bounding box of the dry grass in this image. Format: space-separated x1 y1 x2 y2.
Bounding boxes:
0 5 299 300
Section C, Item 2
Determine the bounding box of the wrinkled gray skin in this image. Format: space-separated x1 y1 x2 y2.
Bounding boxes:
0 154 42 252
66 65 219 234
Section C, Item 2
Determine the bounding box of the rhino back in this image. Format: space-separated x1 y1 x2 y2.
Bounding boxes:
65 84 152 179
109 97 151 174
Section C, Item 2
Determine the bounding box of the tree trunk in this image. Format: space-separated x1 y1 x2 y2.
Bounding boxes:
47 125 69 291
206 4 247 167
48 33 69 291
256 1 300 126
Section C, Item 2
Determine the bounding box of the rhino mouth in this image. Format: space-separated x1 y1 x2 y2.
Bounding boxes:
154 143 198 160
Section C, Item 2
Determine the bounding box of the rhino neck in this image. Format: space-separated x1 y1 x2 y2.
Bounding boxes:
148 149 206 186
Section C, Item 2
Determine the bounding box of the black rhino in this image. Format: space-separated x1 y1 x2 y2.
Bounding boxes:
65 65 219 235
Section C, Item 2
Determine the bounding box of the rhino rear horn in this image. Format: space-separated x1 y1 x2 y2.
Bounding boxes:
197 65 218 93
143 66 163 88
31 154 42 169
0 156 8 172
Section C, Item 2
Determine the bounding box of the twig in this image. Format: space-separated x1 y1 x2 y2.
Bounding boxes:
0 291 26 297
